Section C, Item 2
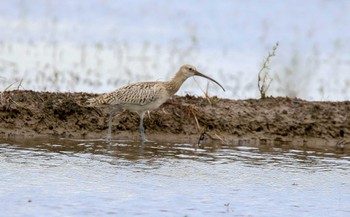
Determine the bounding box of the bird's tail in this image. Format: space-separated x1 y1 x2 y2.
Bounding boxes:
86 95 106 107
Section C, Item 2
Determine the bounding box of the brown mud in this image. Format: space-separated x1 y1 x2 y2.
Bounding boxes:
0 90 349 151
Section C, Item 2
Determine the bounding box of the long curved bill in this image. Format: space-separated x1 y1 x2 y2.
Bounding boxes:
194 71 226 91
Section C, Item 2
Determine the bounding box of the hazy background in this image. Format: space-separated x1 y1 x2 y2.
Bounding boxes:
0 0 350 101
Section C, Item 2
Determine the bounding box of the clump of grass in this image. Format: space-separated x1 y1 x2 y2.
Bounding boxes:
193 80 221 106
0 79 23 108
204 82 212 105
2 80 21 92
258 42 279 99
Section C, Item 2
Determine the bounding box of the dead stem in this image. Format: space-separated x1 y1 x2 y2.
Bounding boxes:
197 126 208 146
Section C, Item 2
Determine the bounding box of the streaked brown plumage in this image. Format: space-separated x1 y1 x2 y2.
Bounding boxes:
87 64 225 141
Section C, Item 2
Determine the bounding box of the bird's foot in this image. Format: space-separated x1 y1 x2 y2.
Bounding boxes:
106 134 112 142
140 135 154 143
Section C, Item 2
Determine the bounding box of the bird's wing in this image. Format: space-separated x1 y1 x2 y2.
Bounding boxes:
87 82 161 106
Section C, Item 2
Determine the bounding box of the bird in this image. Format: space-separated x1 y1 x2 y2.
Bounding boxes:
87 64 225 142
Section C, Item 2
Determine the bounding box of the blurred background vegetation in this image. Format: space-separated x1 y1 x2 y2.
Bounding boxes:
0 0 349 101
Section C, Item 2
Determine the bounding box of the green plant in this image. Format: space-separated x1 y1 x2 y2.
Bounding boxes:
258 42 279 99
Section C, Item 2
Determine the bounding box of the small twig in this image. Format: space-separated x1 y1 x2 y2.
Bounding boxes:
161 108 169 114
204 82 212 105
16 79 24 90
3 80 18 92
192 78 212 105
1 80 20 107
335 139 346 148
214 133 225 143
190 107 200 131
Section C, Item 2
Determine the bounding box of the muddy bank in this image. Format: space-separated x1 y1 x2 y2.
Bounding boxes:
0 90 349 150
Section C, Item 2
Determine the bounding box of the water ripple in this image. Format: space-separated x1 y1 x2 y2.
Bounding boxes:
1 138 350 216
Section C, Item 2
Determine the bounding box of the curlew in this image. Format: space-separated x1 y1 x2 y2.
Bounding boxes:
87 64 225 142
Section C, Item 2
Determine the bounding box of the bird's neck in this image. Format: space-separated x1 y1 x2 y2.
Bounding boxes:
164 71 189 96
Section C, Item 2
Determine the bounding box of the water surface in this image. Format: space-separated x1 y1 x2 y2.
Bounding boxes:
0 138 349 216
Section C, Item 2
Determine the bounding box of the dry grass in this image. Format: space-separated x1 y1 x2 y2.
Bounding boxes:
0 79 23 108
258 42 279 99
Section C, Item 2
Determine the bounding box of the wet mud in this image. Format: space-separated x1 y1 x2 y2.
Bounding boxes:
0 90 349 150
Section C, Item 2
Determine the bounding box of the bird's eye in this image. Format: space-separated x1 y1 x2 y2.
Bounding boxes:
189 68 193 71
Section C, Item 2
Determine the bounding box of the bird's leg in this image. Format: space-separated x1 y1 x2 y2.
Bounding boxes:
139 111 147 142
107 108 120 141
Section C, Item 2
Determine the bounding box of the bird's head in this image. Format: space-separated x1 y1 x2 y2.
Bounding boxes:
180 64 199 77
180 64 225 91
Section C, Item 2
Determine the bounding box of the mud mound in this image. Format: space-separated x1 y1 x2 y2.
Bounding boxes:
0 90 349 150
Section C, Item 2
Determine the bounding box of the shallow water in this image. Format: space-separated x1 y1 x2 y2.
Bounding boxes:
0 138 349 217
